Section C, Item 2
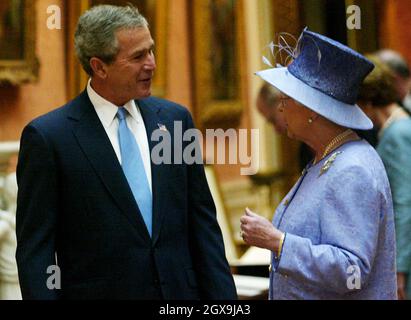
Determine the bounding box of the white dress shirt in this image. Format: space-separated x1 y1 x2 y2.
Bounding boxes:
86 80 152 192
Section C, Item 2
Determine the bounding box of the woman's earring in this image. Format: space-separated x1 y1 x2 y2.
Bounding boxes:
308 118 313 124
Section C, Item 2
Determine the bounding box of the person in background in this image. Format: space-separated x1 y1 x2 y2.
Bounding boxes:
256 83 313 171
375 49 411 114
15 4 236 300
356 49 411 147
358 55 411 300
256 82 287 135
240 28 397 299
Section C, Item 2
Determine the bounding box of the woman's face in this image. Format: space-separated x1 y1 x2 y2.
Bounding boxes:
279 95 314 141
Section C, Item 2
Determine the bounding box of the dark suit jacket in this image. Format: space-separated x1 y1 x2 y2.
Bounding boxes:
16 91 237 300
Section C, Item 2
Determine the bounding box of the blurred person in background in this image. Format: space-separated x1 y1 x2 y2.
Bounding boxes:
256 83 313 171
356 49 411 147
358 55 411 300
256 82 287 135
375 49 411 114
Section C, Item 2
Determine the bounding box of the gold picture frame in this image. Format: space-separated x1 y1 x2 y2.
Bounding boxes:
190 0 246 130
66 0 168 99
0 0 39 85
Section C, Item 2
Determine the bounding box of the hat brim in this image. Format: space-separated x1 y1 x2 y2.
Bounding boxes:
256 67 373 130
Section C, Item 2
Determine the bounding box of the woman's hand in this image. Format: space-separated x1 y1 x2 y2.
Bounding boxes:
240 208 283 252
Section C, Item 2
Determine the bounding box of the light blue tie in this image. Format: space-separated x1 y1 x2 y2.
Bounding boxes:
117 107 152 237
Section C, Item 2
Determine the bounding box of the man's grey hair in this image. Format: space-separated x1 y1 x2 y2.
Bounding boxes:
375 49 410 79
258 82 281 107
74 4 149 76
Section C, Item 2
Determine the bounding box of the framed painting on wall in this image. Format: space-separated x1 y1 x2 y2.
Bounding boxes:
0 0 38 85
190 0 246 130
66 0 168 99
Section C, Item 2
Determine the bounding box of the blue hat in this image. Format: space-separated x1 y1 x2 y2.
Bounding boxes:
256 28 374 130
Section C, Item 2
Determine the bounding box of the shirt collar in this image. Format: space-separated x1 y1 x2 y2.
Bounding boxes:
87 79 141 128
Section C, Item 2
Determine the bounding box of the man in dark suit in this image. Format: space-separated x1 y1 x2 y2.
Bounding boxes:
15 4 237 300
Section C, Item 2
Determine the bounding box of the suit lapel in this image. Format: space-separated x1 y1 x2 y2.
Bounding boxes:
68 91 151 243
137 98 168 246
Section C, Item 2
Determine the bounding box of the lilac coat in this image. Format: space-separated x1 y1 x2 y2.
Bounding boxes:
270 140 397 300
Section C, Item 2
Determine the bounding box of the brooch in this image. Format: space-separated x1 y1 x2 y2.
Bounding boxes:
157 123 168 132
319 151 342 177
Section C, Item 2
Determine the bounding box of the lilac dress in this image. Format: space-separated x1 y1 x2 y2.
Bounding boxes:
270 140 397 299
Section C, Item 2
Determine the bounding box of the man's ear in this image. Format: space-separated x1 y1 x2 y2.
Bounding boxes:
90 57 108 79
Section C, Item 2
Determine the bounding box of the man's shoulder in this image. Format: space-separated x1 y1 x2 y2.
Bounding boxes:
28 93 86 128
29 105 66 127
139 96 190 116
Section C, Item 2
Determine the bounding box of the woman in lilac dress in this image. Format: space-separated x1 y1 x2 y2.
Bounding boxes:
240 28 397 299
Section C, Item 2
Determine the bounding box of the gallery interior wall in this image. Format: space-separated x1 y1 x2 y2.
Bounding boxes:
0 0 67 143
